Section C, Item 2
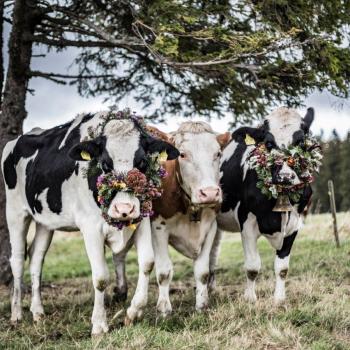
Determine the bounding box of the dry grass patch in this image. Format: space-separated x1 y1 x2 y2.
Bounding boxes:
0 213 349 349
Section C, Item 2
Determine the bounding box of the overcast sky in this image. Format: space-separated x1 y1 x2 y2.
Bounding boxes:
3 24 350 138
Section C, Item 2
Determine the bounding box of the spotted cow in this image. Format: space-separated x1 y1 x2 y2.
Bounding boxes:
1 112 179 335
212 107 315 303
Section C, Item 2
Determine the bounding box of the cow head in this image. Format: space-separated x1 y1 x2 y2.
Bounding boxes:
69 118 179 223
172 122 230 205
233 107 315 186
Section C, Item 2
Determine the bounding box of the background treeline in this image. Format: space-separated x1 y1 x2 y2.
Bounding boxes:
312 130 350 213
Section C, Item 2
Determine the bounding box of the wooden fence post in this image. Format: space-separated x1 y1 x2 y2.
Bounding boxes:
328 180 340 248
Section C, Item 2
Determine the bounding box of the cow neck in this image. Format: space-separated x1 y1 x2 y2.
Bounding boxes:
174 159 217 222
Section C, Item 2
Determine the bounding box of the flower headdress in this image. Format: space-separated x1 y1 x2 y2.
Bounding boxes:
248 136 323 202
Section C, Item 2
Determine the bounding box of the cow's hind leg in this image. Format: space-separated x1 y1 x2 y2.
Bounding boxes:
152 218 173 317
29 223 53 322
208 229 223 292
112 251 128 303
241 215 261 302
125 219 154 324
274 231 297 303
7 206 31 323
112 236 134 303
194 220 217 311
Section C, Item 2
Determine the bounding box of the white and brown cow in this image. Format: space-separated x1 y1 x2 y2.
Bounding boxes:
113 122 230 317
1 111 178 335
211 107 315 303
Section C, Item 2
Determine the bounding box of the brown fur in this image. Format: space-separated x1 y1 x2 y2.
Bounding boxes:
217 132 232 149
153 159 187 219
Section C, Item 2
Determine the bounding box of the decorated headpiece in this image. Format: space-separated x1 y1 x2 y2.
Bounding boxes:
248 135 323 204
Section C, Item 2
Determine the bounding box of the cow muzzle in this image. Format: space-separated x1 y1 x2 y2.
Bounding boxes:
197 186 222 204
111 202 137 221
274 163 301 186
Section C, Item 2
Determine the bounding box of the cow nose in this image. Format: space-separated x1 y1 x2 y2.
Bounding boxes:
198 186 221 204
278 173 293 184
114 203 135 220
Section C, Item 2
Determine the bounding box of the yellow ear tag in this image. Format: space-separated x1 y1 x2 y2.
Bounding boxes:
80 150 91 161
128 223 138 231
245 134 256 146
158 151 168 163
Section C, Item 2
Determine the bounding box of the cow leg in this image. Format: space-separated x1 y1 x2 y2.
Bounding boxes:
7 206 31 324
208 228 223 292
194 220 217 311
125 219 154 324
29 224 53 322
82 229 109 335
241 216 261 302
112 251 128 303
152 220 172 317
274 231 298 303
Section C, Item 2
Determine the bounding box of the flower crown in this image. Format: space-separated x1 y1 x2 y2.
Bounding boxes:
97 152 168 230
248 135 323 202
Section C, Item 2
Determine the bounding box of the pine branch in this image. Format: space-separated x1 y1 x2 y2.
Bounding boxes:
30 70 114 81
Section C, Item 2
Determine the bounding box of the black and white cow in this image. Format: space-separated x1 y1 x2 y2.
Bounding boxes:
1 112 178 335
212 107 315 303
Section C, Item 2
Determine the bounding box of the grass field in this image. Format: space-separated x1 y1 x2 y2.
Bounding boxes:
0 213 350 349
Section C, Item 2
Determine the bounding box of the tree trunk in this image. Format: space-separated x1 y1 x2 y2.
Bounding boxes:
0 0 4 107
0 0 37 285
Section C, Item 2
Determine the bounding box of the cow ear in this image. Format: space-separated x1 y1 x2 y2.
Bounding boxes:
68 139 103 161
216 132 232 149
143 136 180 160
302 107 314 133
232 127 265 145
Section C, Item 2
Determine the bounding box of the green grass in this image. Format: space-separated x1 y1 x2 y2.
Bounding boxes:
1 213 350 349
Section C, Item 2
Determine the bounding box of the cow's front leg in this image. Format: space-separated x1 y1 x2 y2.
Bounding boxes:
82 228 109 335
7 208 31 324
274 231 297 303
241 215 261 302
29 224 53 322
194 220 217 311
125 219 154 325
152 218 173 317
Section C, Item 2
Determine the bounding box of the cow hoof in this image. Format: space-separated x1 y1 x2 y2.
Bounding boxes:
10 318 22 326
244 290 257 303
10 312 22 325
124 315 134 327
33 312 45 323
113 287 128 303
196 301 209 312
274 296 286 305
91 322 109 336
157 300 172 317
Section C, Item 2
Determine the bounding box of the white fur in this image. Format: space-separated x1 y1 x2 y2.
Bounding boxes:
241 146 254 181
220 140 238 165
266 107 302 148
274 255 290 302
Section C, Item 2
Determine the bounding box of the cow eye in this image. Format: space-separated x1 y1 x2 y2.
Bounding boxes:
101 160 113 173
266 141 274 150
180 152 186 159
